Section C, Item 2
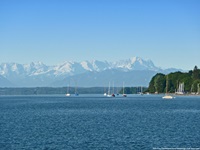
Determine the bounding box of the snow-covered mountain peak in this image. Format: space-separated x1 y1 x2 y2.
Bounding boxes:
0 57 181 87
80 61 93 71
80 60 110 72
130 56 138 63
0 57 158 77
111 56 158 71
129 56 144 64
53 61 74 75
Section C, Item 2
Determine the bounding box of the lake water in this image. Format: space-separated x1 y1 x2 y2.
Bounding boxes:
0 95 200 150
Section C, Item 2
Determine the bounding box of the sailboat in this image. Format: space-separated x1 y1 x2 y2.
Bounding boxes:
111 82 115 97
175 82 185 95
162 95 173 99
65 83 71 96
103 86 107 96
74 80 79 96
75 87 79 96
162 75 174 99
122 82 127 97
197 83 200 95
107 82 112 97
139 86 144 95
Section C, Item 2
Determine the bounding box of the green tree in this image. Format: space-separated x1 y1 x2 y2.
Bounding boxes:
148 73 165 93
193 66 200 80
192 79 200 92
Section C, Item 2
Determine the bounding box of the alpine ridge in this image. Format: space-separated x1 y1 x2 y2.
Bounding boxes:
0 57 181 87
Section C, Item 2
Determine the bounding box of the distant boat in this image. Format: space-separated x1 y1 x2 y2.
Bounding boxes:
122 82 127 97
175 82 185 95
66 93 71 96
139 86 144 95
103 86 107 96
65 83 71 96
116 87 119 96
197 83 200 95
107 82 112 97
122 94 127 97
107 82 115 97
74 80 79 96
137 86 143 95
162 75 174 99
111 81 115 97
162 95 173 99
112 93 115 97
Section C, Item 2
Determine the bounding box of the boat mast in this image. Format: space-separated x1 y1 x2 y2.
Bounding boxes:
166 75 169 94
67 83 69 94
123 82 125 95
108 82 110 95
113 81 114 94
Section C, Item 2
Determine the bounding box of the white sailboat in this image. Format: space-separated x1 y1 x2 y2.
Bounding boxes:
197 83 200 95
107 82 112 97
162 95 173 99
162 75 174 99
75 87 79 96
112 81 115 97
175 82 185 95
139 86 144 95
66 93 71 96
103 86 107 96
74 80 79 96
122 82 127 97
65 83 71 96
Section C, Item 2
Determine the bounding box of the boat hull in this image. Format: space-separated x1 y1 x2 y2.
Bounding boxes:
162 95 174 99
65 94 71 96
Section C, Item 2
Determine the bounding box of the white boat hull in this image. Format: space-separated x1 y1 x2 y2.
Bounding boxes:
123 94 127 97
66 93 71 96
162 95 174 99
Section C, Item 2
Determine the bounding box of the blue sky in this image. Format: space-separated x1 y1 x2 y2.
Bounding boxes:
0 0 199 70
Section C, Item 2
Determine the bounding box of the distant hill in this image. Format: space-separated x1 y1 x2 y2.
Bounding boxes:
51 69 158 87
0 75 13 87
147 66 200 94
0 57 182 87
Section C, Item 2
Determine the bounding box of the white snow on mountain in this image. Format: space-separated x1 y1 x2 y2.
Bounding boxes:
0 57 179 87
53 61 74 76
112 57 159 71
0 57 161 78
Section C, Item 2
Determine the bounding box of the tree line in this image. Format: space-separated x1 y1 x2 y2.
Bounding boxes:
147 66 200 94
0 87 106 95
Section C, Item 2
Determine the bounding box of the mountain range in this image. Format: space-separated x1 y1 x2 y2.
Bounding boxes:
0 57 181 87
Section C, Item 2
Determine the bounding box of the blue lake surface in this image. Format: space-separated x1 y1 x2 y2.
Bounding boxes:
0 95 200 150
